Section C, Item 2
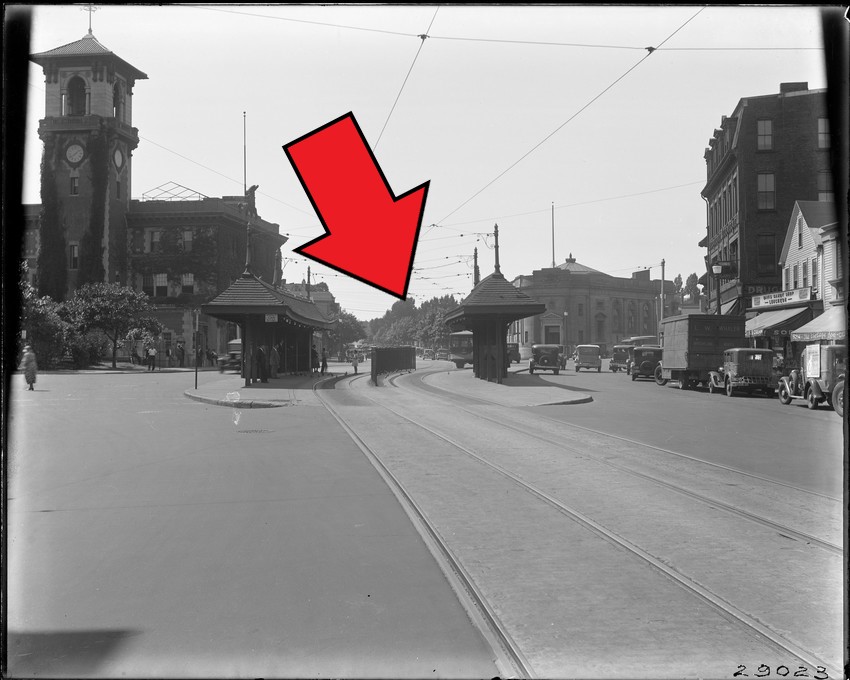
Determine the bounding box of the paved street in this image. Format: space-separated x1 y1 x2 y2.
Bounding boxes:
5 369 501 679
5 362 844 678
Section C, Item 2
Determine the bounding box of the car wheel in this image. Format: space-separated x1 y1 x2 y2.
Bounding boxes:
725 379 734 397
778 383 792 405
654 365 667 386
806 388 819 410
833 381 845 418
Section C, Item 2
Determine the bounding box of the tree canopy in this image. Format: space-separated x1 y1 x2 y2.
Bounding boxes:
63 283 163 368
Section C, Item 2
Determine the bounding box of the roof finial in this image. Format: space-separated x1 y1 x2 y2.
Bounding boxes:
82 4 98 36
473 247 480 287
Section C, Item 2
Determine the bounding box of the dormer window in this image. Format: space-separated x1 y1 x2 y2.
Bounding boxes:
66 76 87 116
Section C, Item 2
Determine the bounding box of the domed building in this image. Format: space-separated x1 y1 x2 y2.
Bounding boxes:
510 255 678 356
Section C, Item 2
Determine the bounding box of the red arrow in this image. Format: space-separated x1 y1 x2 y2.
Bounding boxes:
283 112 430 300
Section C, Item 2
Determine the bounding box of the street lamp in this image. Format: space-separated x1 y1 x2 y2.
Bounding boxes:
712 263 723 315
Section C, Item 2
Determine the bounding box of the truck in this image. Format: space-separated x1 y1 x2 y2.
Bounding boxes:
654 314 746 390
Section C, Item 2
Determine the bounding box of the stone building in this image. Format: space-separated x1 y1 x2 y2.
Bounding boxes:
699 82 833 314
510 255 677 355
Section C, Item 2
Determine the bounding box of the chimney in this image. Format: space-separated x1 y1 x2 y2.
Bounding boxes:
779 82 808 94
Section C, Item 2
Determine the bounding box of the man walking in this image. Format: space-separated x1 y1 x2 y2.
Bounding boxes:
147 345 157 371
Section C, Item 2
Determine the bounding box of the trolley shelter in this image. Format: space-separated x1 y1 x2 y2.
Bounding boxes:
202 269 335 387
444 271 545 384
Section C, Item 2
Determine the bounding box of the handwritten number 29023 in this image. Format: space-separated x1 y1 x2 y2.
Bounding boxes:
733 665 828 679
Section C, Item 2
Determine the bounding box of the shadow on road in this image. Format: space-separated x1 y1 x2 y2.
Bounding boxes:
6 628 142 677
502 373 598 393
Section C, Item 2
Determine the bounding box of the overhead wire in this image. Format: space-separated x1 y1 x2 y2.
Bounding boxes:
437 6 708 224
374 6 440 150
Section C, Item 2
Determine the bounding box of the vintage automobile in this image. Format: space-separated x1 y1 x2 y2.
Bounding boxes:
575 344 602 372
707 347 775 397
422 349 435 360
435 348 450 361
777 344 845 417
217 338 242 373
630 346 663 381
529 344 563 375
506 342 521 364
610 344 631 372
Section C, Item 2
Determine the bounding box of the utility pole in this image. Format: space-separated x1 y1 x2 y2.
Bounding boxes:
660 258 666 320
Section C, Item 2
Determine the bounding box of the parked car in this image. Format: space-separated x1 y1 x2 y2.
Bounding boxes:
217 339 242 373
574 344 601 372
422 349 435 360
777 344 845 417
529 344 563 375
630 346 663 381
707 347 775 397
506 342 521 364
435 348 449 361
610 344 631 372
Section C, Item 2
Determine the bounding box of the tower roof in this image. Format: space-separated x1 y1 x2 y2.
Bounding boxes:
31 31 148 81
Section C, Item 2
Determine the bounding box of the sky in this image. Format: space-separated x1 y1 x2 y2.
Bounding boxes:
15 4 838 321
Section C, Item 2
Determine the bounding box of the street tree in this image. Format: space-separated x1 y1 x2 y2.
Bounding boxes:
329 310 366 354
684 273 701 301
19 262 68 368
63 283 163 368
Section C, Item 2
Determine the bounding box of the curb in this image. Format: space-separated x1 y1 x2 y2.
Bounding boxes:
183 390 290 409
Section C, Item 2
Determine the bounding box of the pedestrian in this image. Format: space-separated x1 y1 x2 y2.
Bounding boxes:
311 345 319 376
351 352 359 375
147 345 157 371
320 347 328 376
257 345 268 383
176 343 185 368
270 344 280 379
20 345 38 391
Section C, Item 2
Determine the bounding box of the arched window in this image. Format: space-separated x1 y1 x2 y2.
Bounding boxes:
642 303 650 333
112 81 123 121
627 301 636 333
66 76 87 116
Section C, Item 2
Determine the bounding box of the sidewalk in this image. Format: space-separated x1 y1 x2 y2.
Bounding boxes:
423 365 593 407
183 361 593 409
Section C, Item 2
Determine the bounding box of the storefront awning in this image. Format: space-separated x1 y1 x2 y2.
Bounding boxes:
745 306 812 338
791 305 847 342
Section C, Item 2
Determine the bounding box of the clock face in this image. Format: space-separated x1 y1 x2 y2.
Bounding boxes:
113 148 124 168
66 144 85 164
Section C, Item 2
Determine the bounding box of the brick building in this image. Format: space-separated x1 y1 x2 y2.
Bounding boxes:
699 82 833 314
23 29 322 362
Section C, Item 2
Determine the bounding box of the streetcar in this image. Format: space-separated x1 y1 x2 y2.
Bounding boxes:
448 330 474 369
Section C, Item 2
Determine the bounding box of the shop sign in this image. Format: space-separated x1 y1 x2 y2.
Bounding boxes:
265 314 278 323
751 287 810 309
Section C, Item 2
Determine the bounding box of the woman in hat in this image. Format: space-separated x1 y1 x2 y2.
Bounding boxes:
20 345 38 391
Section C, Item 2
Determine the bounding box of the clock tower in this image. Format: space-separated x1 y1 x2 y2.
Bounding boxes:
31 29 147 298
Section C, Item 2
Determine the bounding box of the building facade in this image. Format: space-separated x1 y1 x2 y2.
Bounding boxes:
24 30 296 362
699 82 833 314
510 256 677 355
745 200 845 366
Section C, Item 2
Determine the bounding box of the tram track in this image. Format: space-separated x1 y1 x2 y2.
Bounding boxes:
388 370 841 555
313 374 535 679
315 371 842 678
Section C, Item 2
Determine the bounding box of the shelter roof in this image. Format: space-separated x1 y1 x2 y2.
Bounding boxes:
444 271 546 329
202 271 334 330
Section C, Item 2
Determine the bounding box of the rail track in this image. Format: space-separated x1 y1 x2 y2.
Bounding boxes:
314 370 842 678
